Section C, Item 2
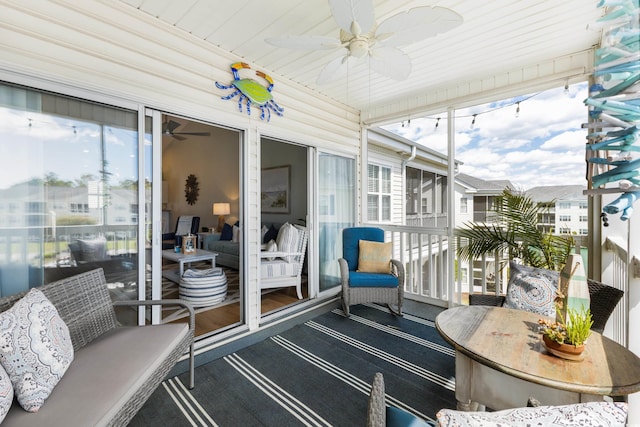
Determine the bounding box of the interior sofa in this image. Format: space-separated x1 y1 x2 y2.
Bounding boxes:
0 268 194 426
202 222 285 270
203 232 240 270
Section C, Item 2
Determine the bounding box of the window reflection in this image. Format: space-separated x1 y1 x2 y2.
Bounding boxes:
0 83 139 314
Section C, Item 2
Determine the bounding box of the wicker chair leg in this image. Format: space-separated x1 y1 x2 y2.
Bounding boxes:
342 297 350 317
388 303 402 316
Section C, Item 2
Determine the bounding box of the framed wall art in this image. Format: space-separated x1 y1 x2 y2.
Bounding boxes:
261 165 290 214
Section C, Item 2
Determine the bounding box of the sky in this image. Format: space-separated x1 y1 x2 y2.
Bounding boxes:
383 83 589 190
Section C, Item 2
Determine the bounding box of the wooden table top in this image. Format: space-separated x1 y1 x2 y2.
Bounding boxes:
435 305 640 396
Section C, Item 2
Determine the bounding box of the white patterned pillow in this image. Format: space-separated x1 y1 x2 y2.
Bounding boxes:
436 401 627 427
0 365 12 423
0 288 74 412
276 223 298 263
503 261 559 317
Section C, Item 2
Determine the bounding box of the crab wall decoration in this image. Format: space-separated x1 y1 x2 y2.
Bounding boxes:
215 62 284 121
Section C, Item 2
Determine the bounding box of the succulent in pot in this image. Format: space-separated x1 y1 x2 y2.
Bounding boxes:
538 306 593 360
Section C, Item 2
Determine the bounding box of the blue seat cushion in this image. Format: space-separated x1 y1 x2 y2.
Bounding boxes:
387 406 435 427
349 271 398 288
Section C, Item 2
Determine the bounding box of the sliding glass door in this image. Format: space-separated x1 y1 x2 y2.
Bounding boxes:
0 82 142 324
318 153 356 292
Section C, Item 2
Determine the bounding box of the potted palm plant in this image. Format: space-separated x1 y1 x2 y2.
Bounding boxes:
456 189 574 272
538 305 593 361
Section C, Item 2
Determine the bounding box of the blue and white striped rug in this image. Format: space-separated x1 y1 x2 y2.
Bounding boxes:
130 303 457 426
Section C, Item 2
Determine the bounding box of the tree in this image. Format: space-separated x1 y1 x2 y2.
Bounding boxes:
456 189 574 271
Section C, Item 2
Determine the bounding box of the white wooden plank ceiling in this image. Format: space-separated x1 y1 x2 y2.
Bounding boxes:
118 0 603 124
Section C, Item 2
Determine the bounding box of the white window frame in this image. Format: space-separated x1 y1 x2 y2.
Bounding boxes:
367 163 392 222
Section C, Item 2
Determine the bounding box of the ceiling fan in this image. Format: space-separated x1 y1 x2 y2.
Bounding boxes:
162 119 211 141
265 0 463 84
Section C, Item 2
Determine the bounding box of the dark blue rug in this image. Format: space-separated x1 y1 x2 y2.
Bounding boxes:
130 303 457 426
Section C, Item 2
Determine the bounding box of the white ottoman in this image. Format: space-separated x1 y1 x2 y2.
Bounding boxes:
179 267 228 307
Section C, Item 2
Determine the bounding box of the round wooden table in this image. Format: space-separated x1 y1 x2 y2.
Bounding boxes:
435 305 640 410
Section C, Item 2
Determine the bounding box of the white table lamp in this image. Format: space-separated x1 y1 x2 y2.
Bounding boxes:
213 203 230 232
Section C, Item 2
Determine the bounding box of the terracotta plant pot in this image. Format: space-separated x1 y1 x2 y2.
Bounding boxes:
542 334 585 361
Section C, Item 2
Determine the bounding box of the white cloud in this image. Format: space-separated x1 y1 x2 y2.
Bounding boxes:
383 83 589 190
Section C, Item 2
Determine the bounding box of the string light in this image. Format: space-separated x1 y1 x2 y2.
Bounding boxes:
564 81 570 95
405 89 545 131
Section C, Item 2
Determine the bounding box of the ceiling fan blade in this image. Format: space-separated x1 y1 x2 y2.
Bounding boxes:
368 46 411 80
265 35 343 50
316 55 351 85
375 6 463 47
170 134 187 141
329 0 375 35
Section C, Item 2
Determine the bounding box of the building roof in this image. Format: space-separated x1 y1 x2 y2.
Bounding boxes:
526 185 586 203
456 173 514 194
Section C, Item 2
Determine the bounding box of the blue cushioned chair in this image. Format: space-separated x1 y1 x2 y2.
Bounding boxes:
338 227 404 317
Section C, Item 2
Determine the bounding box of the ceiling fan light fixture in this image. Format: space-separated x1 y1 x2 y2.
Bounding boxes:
349 38 369 58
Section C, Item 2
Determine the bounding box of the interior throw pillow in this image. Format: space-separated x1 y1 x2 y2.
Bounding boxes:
0 365 13 423
357 240 392 273
265 239 278 261
220 222 233 241
276 223 298 263
232 225 241 243
0 288 74 412
503 261 559 317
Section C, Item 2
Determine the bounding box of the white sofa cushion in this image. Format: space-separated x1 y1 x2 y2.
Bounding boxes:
261 260 301 278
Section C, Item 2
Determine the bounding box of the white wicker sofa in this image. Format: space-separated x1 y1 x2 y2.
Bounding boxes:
0 268 194 426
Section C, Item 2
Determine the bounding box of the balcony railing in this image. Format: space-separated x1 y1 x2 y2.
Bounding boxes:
368 223 451 307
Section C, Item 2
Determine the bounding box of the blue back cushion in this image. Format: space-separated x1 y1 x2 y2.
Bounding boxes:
342 227 384 271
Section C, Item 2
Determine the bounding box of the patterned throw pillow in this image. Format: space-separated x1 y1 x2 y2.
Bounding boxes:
0 365 12 423
0 288 74 412
357 240 392 273
436 401 627 427
276 223 298 263
503 261 559 317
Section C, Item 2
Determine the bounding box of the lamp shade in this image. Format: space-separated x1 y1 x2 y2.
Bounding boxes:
213 203 230 216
